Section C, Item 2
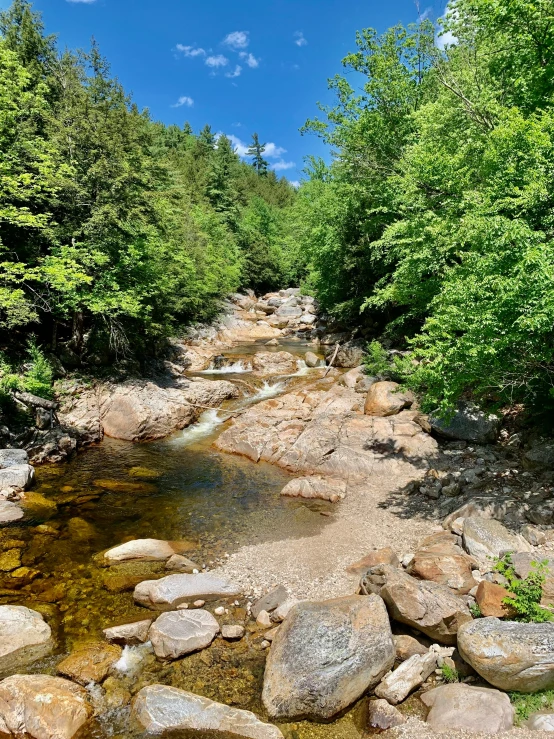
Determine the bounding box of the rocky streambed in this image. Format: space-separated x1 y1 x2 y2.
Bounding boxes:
1 289 554 739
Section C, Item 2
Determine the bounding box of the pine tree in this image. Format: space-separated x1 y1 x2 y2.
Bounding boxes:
0 0 55 84
182 121 193 136
247 132 268 175
206 135 239 225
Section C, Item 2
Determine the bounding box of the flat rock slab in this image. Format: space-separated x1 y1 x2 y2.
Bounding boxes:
57 642 122 685
458 617 554 691
103 538 190 564
280 476 346 503
0 500 24 524
103 619 152 645
462 517 531 561
0 674 92 739
252 585 289 619
0 605 53 676
132 684 284 738
421 683 514 732
134 573 241 610
149 610 219 659
262 594 395 721
362 564 472 645
0 449 28 468
375 651 437 704
0 465 34 491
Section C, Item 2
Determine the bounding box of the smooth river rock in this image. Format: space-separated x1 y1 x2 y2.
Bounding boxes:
262 595 395 721
149 610 219 659
103 619 152 645
103 538 189 564
362 564 472 645
0 449 28 468
0 605 53 676
364 382 413 417
0 464 34 491
462 516 532 561
57 642 122 685
132 684 284 738
458 617 554 691
280 476 346 503
134 573 241 610
0 674 92 739
421 683 514 732
0 500 24 523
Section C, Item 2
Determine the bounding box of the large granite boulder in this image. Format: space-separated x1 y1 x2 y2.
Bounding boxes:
458 618 554 691
251 352 297 375
262 595 395 721
421 683 514 732
134 573 241 610
462 517 531 562
280 476 346 503
0 465 34 491
132 685 283 738
149 610 219 659
324 341 364 368
0 605 53 676
362 564 472 645
57 642 122 685
407 531 477 594
364 382 414 417
430 402 500 443
0 674 92 739
0 449 28 468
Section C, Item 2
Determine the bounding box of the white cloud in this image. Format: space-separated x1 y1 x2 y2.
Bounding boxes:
225 134 249 157
294 31 307 47
205 54 229 68
66 0 97 4
226 65 242 78
290 180 300 188
436 29 457 48
223 31 249 49
264 142 286 159
171 96 194 108
239 52 259 68
272 160 295 171
176 44 206 57
419 6 433 21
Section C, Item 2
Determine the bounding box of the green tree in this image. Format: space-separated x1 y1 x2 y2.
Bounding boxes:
247 132 268 175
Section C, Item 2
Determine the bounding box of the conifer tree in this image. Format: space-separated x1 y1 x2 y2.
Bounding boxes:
247 132 268 175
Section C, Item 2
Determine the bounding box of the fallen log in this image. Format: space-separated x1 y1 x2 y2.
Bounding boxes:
13 391 59 411
323 343 340 377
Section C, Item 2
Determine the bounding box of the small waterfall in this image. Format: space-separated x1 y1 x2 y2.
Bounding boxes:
250 380 286 401
198 359 252 374
113 642 153 676
172 409 224 446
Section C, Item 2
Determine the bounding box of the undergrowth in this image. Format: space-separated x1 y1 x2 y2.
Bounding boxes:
494 553 553 623
509 690 554 722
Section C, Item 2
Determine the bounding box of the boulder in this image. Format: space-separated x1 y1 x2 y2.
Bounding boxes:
524 441 554 469
149 610 219 659
458 617 554 691
275 305 302 319
364 382 414 417
57 642 122 685
280 476 346 503
475 580 516 618
462 517 531 562
0 501 23 523
252 585 289 619
375 651 437 704
134 573 241 610
430 402 500 444
103 619 152 645
421 683 513 732
0 465 34 491
0 605 53 676
251 352 297 375
325 341 364 369
407 531 477 594
521 524 546 546
368 699 406 730
338 366 364 389
0 449 28 468
362 564 472 645
132 684 283 738
102 538 190 564
346 547 400 576
300 314 316 325
0 674 92 739
394 635 429 662
262 595 395 721
304 351 319 368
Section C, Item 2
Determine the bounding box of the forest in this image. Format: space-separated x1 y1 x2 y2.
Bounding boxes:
2 0 554 418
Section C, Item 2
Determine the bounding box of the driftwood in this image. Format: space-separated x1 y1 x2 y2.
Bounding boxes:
13 391 59 410
323 343 340 378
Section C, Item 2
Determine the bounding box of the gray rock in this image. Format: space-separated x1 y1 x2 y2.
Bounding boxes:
421 683 513 732
522 524 546 546
0 674 92 739
458 617 554 691
462 517 531 561
525 441 554 469
0 449 28 468
149 609 219 659
362 564 472 645
0 500 24 523
0 605 53 676
103 538 183 564
324 341 364 369
275 305 302 319
430 402 500 443
262 595 395 720
132 684 284 738
375 651 437 704
221 624 245 640
528 713 554 731
103 619 152 645
0 464 34 491
252 585 289 618
165 554 200 573
304 351 319 368
134 573 241 610
368 699 406 730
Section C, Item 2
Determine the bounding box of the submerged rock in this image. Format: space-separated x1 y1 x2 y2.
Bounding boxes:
134 573 241 610
0 674 92 739
280 476 346 503
132 684 284 738
0 501 24 524
458 617 554 691
57 642 122 685
421 683 514 732
262 595 395 721
0 605 53 676
149 610 219 659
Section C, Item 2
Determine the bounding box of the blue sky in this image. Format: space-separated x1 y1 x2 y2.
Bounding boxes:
17 0 448 183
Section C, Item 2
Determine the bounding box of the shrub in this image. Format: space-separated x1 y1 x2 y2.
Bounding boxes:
494 553 553 623
22 340 53 399
509 690 554 722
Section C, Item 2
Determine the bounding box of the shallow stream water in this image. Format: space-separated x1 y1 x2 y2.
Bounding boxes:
2 339 395 738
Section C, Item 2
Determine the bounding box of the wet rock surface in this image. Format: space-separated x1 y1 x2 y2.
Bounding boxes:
0 605 53 676
134 573 242 610
149 609 220 659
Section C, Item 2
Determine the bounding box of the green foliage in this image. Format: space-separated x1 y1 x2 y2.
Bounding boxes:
509 690 554 723
494 554 554 623
364 341 390 377
468 602 482 619
440 663 459 683
22 338 52 398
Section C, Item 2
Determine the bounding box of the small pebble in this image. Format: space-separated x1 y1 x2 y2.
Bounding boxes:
193 600 205 608
214 606 225 616
260 640 270 649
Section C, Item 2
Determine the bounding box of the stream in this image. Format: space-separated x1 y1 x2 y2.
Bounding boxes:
2 339 387 738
